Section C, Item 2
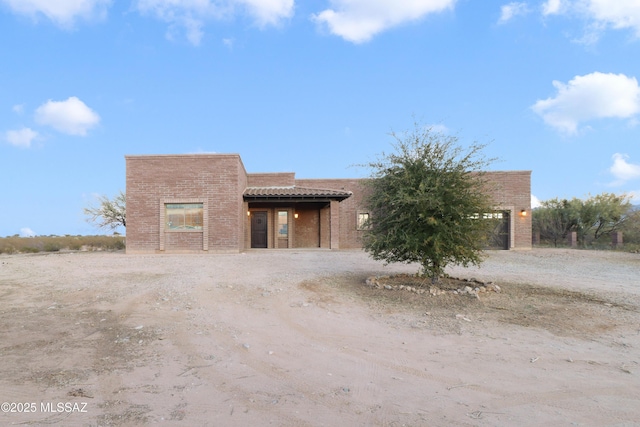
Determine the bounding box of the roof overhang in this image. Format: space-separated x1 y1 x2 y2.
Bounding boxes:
243 186 352 202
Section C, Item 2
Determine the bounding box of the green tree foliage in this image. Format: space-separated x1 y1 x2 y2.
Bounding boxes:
83 190 126 230
361 124 496 280
577 193 631 244
619 206 640 245
532 198 580 247
533 193 632 247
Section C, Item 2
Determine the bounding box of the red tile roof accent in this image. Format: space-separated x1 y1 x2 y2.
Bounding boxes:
244 186 352 200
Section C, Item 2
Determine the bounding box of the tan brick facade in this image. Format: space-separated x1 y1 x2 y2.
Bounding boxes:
482 171 532 250
125 154 531 253
126 154 247 253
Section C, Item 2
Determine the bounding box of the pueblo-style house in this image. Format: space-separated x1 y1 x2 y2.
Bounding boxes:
125 154 531 254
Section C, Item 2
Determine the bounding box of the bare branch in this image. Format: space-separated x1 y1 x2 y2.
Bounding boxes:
83 190 126 230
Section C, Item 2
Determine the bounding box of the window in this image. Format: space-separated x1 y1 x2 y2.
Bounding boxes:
278 211 288 237
165 203 203 230
471 212 504 220
357 212 371 230
483 212 503 219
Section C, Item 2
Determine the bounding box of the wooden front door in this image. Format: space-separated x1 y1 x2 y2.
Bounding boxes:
251 212 268 248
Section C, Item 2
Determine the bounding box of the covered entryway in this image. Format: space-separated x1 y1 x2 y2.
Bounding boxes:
244 186 351 249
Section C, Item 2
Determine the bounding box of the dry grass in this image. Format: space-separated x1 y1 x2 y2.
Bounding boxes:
0 235 125 254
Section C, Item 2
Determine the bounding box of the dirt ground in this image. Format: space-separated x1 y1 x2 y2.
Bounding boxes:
0 248 639 426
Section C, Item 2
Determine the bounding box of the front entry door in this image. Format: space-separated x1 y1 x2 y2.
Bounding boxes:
251 212 268 248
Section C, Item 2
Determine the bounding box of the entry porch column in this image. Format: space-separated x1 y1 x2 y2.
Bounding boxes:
330 200 340 250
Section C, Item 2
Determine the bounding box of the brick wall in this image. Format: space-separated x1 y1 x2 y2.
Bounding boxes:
247 173 295 187
125 154 246 253
294 179 368 249
293 207 320 248
482 171 532 249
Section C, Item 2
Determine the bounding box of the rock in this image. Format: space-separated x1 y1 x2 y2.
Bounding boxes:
456 314 472 322
384 285 393 290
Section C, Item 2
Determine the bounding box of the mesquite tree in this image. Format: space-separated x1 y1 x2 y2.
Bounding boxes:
361 123 496 280
84 190 126 230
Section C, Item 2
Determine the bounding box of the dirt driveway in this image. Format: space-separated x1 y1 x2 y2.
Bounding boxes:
1 249 639 426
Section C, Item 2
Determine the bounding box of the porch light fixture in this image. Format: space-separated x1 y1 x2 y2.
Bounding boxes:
247 211 251 216
294 213 299 219
520 209 527 217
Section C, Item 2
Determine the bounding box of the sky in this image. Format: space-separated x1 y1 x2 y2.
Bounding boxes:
1 0 640 237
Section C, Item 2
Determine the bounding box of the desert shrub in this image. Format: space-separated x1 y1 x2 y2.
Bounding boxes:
0 244 16 254
112 239 126 250
43 242 61 252
68 241 82 251
0 235 125 253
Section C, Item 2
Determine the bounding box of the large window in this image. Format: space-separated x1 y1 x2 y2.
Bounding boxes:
165 203 203 230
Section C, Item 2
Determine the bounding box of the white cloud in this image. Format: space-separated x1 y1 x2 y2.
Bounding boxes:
532 72 640 134
541 0 563 15
541 1 640 41
136 0 294 45
237 0 294 26
312 0 456 44
531 194 542 208
610 153 640 185
584 0 640 37
12 104 25 114
20 227 36 237
5 127 39 148
498 2 530 24
0 0 111 28
35 97 100 136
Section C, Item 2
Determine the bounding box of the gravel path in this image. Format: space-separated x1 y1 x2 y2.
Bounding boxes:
447 248 640 300
0 248 638 427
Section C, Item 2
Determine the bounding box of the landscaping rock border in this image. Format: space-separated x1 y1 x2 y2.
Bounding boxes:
365 275 501 298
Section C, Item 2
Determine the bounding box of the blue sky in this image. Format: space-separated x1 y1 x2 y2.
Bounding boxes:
1 0 640 237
